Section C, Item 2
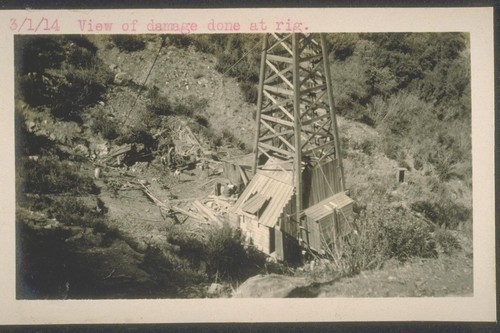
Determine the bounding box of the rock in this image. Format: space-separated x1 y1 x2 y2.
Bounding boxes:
109 64 118 71
74 144 89 156
207 283 224 295
27 121 36 131
114 72 132 85
232 274 310 298
94 142 109 157
136 241 148 252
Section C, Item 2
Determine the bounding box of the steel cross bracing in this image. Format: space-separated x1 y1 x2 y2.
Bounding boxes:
253 33 345 245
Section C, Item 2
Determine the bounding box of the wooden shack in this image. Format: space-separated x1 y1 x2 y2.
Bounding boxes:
230 168 296 260
230 158 354 260
303 191 354 253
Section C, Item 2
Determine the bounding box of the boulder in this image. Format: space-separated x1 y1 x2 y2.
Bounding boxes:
114 72 132 85
232 274 311 298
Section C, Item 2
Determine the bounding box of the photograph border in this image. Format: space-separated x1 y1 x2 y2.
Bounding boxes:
0 4 496 326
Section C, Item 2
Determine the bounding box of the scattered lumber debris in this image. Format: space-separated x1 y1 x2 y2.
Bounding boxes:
192 200 222 227
98 143 147 167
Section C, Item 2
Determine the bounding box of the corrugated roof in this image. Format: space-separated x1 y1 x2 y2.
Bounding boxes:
233 169 294 228
242 193 269 215
304 192 354 221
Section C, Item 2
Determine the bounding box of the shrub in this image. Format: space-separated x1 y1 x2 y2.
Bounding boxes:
140 244 206 288
147 93 173 116
328 215 389 276
168 224 265 281
240 81 258 104
21 155 97 195
15 35 65 75
18 73 56 107
16 36 113 121
203 224 247 278
66 47 96 68
326 208 437 276
64 35 98 53
111 35 146 52
410 199 471 229
195 115 209 127
51 197 103 228
381 211 436 262
168 35 192 48
90 111 120 140
177 95 209 115
434 229 461 255
54 66 112 121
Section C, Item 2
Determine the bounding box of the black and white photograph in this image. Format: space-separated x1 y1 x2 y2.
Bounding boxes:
14 31 475 299
0 7 495 324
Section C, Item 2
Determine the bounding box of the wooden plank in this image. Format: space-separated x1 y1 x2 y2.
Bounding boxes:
193 200 223 227
267 54 293 64
264 60 293 88
260 129 295 142
258 142 294 157
301 84 327 95
320 34 345 191
299 58 324 84
264 84 294 97
264 64 293 85
253 34 268 175
301 118 332 149
274 228 284 261
270 33 294 55
301 113 330 126
262 90 295 121
292 34 304 245
303 141 335 155
261 114 294 127
269 33 293 55
260 121 295 151
185 126 202 146
171 205 206 221
300 53 323 64
237 164 248 186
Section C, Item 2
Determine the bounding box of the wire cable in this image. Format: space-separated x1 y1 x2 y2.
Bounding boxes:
122 35 167 127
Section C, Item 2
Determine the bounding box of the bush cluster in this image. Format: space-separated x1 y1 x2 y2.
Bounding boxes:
434 229 461 255
147 88 208 118
327 208 437 276
167 224 265 281
329 33 470 181
410 199 471 229
20 155 97 195
16 36 113 122
111 35 146 52
50 197 103 228
90 111 120 140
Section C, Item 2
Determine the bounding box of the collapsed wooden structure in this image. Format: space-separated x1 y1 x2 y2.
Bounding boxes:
229 33 355 260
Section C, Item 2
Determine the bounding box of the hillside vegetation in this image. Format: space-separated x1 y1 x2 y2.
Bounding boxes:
15 33 472 298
